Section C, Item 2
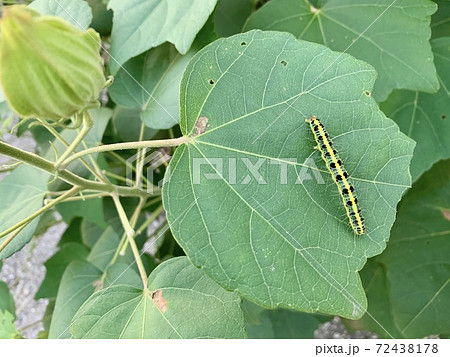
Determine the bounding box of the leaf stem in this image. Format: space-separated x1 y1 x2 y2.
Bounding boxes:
135 205 164 236
54 111 93 169
36 117 105 182
60 136 189 169
0 225 27 255
0 141 155 197
0 186 81 242
111 193 148 290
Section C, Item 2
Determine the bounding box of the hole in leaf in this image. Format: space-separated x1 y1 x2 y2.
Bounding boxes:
442 115 446 119
364 90 371 97
241 41 247 46
209 79 215 85
280 60 287 66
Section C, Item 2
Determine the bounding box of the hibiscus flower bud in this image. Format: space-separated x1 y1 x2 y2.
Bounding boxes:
0 5 106 121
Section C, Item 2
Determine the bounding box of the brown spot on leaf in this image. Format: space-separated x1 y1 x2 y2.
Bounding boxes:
192 116 209 136
151 289 167 313
441 209 450 221
92 280 103 292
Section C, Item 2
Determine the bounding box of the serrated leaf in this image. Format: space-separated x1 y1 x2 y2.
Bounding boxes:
70 257 246 338
244 0 438 101
163 30 415 319
0 281 15 318
378 160 450 338
108 0 218 75
0 165 49 259
36 243 89 299
214 0 252 37
431 0 450 39
49 260 102 339
381 37 450 182
29 0 93 30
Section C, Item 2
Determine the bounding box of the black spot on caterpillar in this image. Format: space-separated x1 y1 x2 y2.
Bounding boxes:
306 116 365 235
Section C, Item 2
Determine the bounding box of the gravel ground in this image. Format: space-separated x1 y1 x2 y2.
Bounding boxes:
0 132 377 339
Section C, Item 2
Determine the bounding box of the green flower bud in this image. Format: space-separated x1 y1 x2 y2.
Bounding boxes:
0 5 106 121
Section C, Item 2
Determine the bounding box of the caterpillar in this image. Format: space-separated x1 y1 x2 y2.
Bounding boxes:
306 116 365 235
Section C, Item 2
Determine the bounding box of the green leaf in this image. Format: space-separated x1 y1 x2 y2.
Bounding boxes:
244 0 439 101
0 165 49 259
378 159 450 338
36 243 90 299
57 197 106 225
381 37 450 182
214 0 252 37
342 258 403 338
0 281 15 317
112 107 158 142
163 30 415 319
104 263 143 289
58 217 83 246
70 257 246 338
107 0 218 74
431 0 450 39
80 218 104 248
87 226 135 271
49 260 102 339
86 0 113 36
243 300 330 338
29 0 93 30
0 310 20 339
109 43 194 129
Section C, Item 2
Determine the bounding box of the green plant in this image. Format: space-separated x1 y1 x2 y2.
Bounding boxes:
0 0 449 339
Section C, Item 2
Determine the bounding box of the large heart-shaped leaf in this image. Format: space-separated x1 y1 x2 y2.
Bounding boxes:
70 257 246 338
0 165 49 259
378 160 450 338
381 37 450 182
163 30 415 319
108 0 217 74
244 0 438 101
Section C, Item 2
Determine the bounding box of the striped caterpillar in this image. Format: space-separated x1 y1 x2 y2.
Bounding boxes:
306 116 365 235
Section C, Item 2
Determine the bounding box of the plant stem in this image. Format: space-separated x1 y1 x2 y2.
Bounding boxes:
134 124 146 189
135 205 164 236
118 197 146 256
37 117 104 182
0 186 81 242
47 192 108 202
0 141 155 197
54 111 93 169
0 225 26 255
60 136 189 168
111 193 148 290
